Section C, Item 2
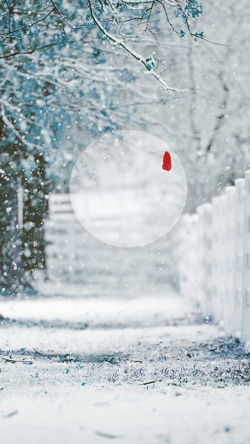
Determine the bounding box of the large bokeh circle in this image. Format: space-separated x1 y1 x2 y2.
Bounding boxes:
70 130 187 247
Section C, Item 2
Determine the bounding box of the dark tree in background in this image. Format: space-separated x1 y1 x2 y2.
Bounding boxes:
0 121 23 292
21 152 50 278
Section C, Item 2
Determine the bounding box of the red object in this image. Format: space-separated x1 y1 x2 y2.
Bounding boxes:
162 151 172 171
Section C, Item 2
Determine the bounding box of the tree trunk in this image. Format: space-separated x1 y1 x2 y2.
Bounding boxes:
0 152 24 294
22 152 49 280
0 118 49 294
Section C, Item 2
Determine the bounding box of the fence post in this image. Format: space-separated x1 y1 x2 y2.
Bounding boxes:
196 205 206 313
231 179 245 333
211 197 221 323
204 203 213 318
197 204 213 318
241 170 250 342
216 195 228 325
223 186 236 330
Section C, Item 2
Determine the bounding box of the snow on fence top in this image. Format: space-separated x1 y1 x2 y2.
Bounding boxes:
176 170 250 343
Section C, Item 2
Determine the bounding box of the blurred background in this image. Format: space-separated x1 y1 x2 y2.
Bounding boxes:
0 0 250 295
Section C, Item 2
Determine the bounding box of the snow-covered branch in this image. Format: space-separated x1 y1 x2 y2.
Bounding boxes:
87 0 186 92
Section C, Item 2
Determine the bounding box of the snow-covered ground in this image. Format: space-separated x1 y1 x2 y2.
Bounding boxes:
0 294 250 444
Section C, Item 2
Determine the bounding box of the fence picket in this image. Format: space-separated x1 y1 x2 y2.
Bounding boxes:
241 171 250 342
231 179 245 333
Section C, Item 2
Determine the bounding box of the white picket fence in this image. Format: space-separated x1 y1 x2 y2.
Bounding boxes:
177 170 250 343
45 193 172 296
46 179 250 342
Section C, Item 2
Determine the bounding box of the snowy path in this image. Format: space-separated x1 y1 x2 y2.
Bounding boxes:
0 294 250 444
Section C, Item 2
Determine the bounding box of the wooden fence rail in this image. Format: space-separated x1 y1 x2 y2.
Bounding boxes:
177 170 250 343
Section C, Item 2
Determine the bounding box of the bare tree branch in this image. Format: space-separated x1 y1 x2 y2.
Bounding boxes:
1 104 39 150
0 7 55 36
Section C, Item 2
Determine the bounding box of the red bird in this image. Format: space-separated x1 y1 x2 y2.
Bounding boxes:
162 151 171 171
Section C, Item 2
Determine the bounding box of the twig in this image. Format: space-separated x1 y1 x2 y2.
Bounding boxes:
0 42 57 60
33 348 69 359
2 356 33 364
0 8 55 36
1 104 36 150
